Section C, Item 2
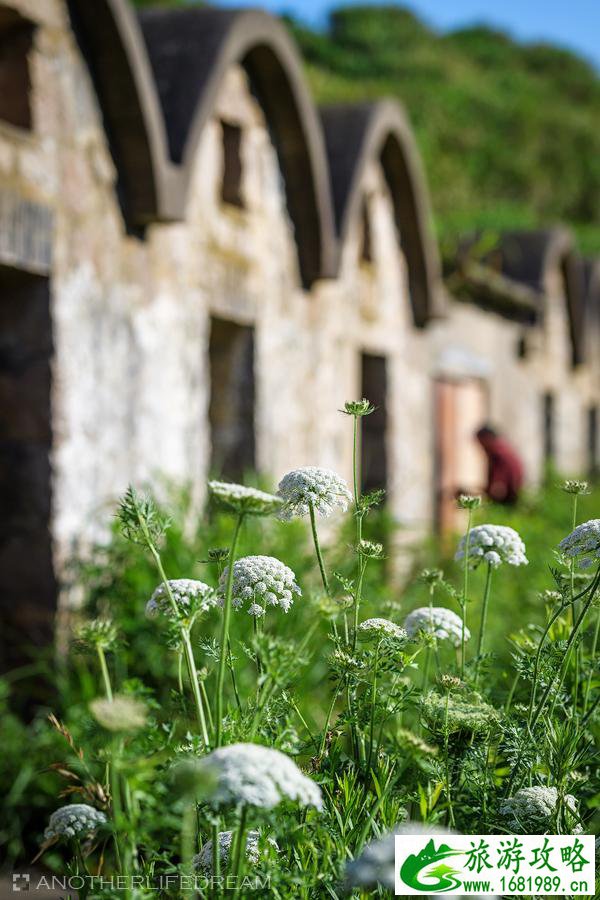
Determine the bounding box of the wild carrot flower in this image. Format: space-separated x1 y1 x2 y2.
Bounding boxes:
75 619 117 650
455 524 528 568
194 743 323 810
277 467 352 520
90 695 147 732
145 579 216 620
218 556 301 615
345 824 456 892
422 691 499 735
559 519 600 568
207 481 282 516
561 480 590 495
499 786 581 833
457 494 481 510
358 618 407 641
193 831 277 873
342 399 375 417
44 804 107 841
404 607 469 648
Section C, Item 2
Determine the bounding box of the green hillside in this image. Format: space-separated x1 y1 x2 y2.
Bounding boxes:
291 6 600 258
132 1 600 258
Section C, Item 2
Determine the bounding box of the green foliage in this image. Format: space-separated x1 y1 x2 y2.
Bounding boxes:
1 468 599 895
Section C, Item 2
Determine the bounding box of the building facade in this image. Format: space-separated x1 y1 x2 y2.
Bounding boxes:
0 0 598 658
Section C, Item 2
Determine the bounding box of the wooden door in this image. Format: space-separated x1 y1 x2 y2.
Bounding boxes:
434 378 487 533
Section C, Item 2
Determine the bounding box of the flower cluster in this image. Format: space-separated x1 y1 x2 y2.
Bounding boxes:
404 607 468 648
219 556 301 615
76 618 117 650
455 524 528 569
194 831 259 873
194 743 323 810
90 695 147 732
146 579 216 621
346 824 452 892
208 481 282 516
499 786 581 834
358 618 407 642
342 399 375 417
346 823 500 896
44 804 107 842
559 519 600 569
193 831 278 873
562 480 590 495
422 691 499 735
277 467 352 520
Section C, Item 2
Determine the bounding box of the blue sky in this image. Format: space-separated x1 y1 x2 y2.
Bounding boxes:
214 0 600 69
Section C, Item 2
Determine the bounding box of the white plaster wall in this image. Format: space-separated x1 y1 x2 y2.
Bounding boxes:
1 0 598 596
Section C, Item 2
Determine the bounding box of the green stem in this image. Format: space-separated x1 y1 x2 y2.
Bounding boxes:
309 500 330 597
149 543 210 747
504 672 519 715
475 564 493 685
215 513 245 747
110 738 127 880
319 685 341 759
227 641 242 713
444 690 455 827
366 639 381 774
529 567 600 733
231 805 248 880
97 646 113 701
583 608 600 713
181 627 211 748
180 802 196 900
461 509 473 678
212 820 221 896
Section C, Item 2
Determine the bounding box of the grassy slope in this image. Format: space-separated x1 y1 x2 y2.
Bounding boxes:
291 6 600 257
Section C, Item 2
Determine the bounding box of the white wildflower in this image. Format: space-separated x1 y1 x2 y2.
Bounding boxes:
277 466 352 520
358 618 407 641
195 743 323 810
146 579 216 620
404 607 469 648
346 823 499 896
44 804 107 842
193 830 278 873
208 481 282 516
559 519 600 569
90 695 147 732
455 524 528 569
219 556 301 614
500 786 582 833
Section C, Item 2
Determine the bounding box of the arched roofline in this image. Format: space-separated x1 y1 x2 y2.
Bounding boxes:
68 1 336 287
66 0 178 228
320 100 444 327
498 228 585 365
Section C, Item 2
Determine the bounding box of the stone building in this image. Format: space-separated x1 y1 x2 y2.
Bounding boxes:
0 0 598 660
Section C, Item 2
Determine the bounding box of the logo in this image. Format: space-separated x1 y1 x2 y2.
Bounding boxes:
12 874 30 892
395 835 595 896
399 839 463 893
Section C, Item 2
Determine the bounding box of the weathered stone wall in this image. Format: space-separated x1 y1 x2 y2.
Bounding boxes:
0 0 598 607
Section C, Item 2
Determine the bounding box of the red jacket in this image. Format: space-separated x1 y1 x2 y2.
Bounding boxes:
484 436 524 503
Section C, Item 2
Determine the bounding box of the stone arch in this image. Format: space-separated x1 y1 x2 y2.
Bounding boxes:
68 1 336 287
497 229 585 366
320 100 444 327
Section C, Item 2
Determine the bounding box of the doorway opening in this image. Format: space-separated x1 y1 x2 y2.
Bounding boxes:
208 316 255 480
588 405 598 477
542 391 555 464
434 377 488 533
360 353 387 496
0 265 55 670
